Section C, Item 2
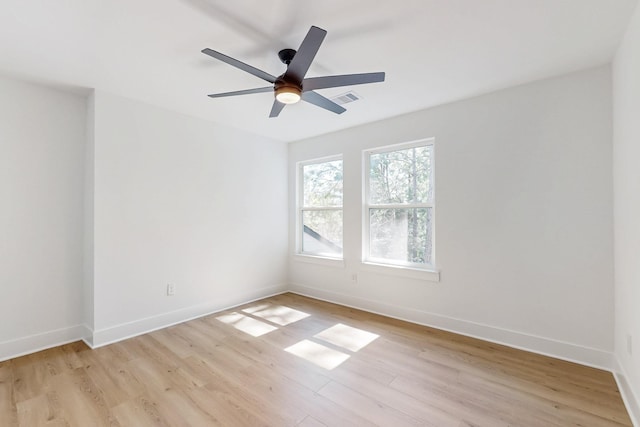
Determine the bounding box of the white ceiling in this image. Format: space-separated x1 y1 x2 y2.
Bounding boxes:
0 0 636 142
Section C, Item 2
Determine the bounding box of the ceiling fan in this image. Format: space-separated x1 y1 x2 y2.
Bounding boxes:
202 25 385 118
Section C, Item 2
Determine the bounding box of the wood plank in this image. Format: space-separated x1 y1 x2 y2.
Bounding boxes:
0 293 633 426
317 380 424 427
0 362 18 426
47 368 120 426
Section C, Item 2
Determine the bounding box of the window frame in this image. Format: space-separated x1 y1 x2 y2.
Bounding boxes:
296 155 344 260
363 138 436 270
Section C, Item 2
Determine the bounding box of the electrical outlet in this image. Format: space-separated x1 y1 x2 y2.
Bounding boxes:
166 283 175 296
350 273 358 283
627 334 633 356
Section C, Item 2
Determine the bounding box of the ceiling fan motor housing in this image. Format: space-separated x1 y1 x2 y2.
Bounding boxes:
274 77 302 104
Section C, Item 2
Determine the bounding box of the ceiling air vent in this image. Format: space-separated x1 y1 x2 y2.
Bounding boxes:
330 91 361 105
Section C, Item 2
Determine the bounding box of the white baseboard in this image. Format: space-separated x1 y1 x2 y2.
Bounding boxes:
81 324 94 348
288 283 614 371
0 324 87 362
614 357 640 427
1 285 287 359
89 284 287 348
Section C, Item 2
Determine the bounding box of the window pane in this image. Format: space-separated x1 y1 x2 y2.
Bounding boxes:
303 160 343 207
302 210 343 256
369 145 433 204
369 208 433 265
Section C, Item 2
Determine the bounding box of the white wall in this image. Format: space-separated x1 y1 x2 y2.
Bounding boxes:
90 92 288 346
0 75 87 359
289 66 614 368
613 2 640 423
0 80 289 356
84 92 95 338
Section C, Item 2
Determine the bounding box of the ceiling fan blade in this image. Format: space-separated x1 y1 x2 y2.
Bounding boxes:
283 26 327 84
302 91 346 115
302 72 385 92
208 86 273 98
269 100 286 118
202 48 277 83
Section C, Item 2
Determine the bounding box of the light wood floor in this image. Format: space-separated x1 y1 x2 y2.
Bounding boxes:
0 293 632 426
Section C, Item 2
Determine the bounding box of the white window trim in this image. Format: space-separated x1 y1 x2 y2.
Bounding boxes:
296 154 344 260
361 261 440 282
292 253 346 268
362 138 436 272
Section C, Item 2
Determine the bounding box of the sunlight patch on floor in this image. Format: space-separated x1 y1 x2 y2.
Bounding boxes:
242 305 310 326
215 312 278 337
314 323 380 352
285 339 350 370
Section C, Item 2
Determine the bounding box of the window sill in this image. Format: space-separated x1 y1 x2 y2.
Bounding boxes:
361 261 440 282
292 254 345 268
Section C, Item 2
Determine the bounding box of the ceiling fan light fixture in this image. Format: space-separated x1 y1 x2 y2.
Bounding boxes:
275 85 301 104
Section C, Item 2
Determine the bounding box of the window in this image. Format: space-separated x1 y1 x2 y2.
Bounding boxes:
364 140 434 269
298 157 343 258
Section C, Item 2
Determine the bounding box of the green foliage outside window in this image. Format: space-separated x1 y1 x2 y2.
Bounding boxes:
369 145 433 265
302 160 343 255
